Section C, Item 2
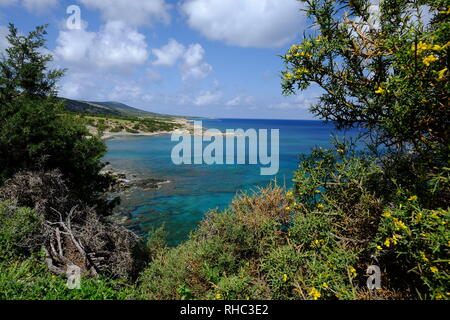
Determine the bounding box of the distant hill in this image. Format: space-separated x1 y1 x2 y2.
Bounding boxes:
59 98 172 118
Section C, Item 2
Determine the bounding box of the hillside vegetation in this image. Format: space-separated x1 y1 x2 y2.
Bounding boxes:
80 114 183 136
60 98 172 118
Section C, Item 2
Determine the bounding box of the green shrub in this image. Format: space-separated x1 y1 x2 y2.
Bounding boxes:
138 184 364 300
371 194 450 300
0 201 41 260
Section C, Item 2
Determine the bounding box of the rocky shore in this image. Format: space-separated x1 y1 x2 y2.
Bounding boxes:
102 165 169 192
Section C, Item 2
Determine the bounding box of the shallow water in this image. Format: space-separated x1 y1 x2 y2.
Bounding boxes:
104 119 361 246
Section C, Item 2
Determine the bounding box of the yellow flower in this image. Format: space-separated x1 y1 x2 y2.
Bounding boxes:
413 41 433 53
301 51 312 58
295 67 309 75
376 245 383 251
284 72 292 80
322 282 329 290
439 7 450 14
391 234 401 245
437 68 447 81
348 266 357 278
423 55 438 66
285 206 291 211
317 204 324 208
311 239 325 248
394 219 408 230
430 266 438 273
315 189 321 194
215 293 222 300
384 238 391 247
432 44 442 51
408 195 418 201
420 252 429 263
283 274 288 282
309 287 321 300
375 86 389 95
382 212 392 218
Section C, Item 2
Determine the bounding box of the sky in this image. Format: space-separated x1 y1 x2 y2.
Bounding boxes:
0 0 323 119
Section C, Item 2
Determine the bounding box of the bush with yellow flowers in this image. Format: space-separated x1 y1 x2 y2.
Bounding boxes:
282 0 449 175
372 194 449 300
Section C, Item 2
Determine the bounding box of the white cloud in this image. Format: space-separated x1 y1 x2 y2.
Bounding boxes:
58 70 158 107
152 39 212 80
152 38 184 66
180 43 212 80
226 95 255 106
181 0 305 48
109 82 150 102
226 96 241 106
194 90 222 106
55 20 148 70
58 71 97 99
270 94 317 110
77 0 170 26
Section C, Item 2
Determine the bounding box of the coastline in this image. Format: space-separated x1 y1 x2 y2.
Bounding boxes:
100 118 240 140
101 118 192 140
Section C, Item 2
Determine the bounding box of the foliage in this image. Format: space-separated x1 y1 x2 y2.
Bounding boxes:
0 23 64 100
0 201 41 260
0 256 138 300
0 24 113 205
282 0 449 167
371 195 450 300
280 0 450 299
138 185 361 300
0 171 145 279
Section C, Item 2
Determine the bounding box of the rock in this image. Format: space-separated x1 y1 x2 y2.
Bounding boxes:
133 178 167 190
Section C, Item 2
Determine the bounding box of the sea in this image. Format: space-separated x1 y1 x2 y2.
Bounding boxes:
103 118 362 246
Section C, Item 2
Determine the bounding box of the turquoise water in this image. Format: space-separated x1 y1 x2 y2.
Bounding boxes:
104 119 361 246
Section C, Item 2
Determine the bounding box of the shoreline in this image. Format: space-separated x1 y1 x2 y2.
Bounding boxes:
101 118 191 140
101 118 241 140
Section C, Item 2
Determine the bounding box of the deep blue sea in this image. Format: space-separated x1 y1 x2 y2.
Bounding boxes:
104 119 361 246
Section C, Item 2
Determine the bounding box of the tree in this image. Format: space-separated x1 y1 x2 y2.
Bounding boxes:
0 24 112 207
0 24 64 102
282 1 449 169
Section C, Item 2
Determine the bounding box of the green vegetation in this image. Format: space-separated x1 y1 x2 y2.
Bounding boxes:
79 114 182 136
0 257 138 300
0 23 112 205
1 0 449 300
0 201 139 300
61 98 171 118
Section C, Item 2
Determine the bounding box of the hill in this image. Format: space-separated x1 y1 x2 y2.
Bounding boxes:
59 98 172 118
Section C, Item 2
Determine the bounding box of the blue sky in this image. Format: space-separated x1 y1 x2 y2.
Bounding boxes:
0 0 322 119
